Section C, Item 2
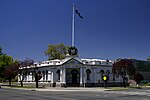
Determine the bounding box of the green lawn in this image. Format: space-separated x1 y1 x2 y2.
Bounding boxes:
9 85 35 89
106 87 129 91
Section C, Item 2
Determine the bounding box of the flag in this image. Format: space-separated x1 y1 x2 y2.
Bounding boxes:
75 7 83 19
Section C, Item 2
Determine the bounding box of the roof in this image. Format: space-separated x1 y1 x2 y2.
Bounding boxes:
19 56 113 69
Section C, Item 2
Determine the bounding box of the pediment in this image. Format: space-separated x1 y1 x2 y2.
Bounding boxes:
63 58 83 65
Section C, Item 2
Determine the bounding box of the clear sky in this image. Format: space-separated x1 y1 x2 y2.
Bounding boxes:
0 0 150 61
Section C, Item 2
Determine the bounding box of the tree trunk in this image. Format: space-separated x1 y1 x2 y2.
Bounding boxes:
9 78 11 86
36 80 38 88
20 81 23 87
122 77 126 87
35 73 38 88
18 75 24 87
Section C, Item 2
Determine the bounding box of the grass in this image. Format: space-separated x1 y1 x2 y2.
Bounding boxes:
105 85 147 91
144 83 150 86
128 86 142 89
105 87 129 91
8 85 35 89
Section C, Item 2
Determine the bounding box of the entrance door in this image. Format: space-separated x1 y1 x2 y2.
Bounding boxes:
71 69 79 85
66 68 80 86
72 72 77 84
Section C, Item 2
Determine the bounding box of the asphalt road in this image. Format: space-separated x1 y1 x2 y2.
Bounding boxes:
0 88 150 100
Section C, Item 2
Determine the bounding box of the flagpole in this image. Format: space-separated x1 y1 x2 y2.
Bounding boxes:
72 3 75 46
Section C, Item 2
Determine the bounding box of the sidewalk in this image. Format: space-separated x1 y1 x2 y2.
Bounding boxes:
2 86 109 92
36 87 108 92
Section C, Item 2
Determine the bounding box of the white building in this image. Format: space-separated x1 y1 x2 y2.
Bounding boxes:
19 54 122 87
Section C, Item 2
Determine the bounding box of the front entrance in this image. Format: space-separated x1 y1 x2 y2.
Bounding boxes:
66 68 80 86
71 69 78 84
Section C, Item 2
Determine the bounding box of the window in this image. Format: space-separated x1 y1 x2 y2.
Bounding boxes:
42 71 45 81
106 70 110 74
56 69 60 81
23 71 27 81
46 70 48 81
86 69 91 81
100 70 104 74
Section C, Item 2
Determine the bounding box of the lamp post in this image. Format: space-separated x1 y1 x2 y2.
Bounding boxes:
102 75 108 88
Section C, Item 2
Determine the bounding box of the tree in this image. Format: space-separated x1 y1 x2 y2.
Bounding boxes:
147 56 150 61
18 58 34 87
18 58 42 88
4 61 19 86
45 43 69 60
112 59 136 87
134 73 144 85
34 70 42 88
0 46 2 55
0 51 13 81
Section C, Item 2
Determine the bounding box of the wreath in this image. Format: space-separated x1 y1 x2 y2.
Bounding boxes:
68 46 78 55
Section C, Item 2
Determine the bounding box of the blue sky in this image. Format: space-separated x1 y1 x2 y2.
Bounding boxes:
0 0 150 61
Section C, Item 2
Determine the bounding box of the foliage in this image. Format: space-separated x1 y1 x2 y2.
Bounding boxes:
19 58 34 67
45 43 69 60
0 46 2 55
134 73 144 84
112 59 136 87
18 58 34 87
4 61 19 85
136 61 150 71
0 47 13 80
112 59 136 77
147 56 150 61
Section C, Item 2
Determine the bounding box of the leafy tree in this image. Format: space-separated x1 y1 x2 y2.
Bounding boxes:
147 56 150 61
134 73 144 85
18 58 34 87
137 60 150 71
45 43 69 60
112 59 136 87
18 58 42 88
0 48 13 81
4 61 19 86
0 46 2 55
19 58 34 67
34 70 42 88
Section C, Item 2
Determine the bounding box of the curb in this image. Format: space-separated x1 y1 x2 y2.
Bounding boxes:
1 86 109 92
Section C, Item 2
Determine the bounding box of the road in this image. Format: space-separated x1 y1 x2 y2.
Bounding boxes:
0 87 150 100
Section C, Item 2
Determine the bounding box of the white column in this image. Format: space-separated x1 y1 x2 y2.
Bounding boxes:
62 68 66 84
60 69 63 83
27 73 29 82
84 68 86 87
51 71 54 83
29 72 32 82
94 70 96 83
45 71 46 82
48 71 51 81
92 69 95 83
18 74 21 83
80 67 83 85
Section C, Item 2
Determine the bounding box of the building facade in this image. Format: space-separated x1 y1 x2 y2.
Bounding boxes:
19 55 122 87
